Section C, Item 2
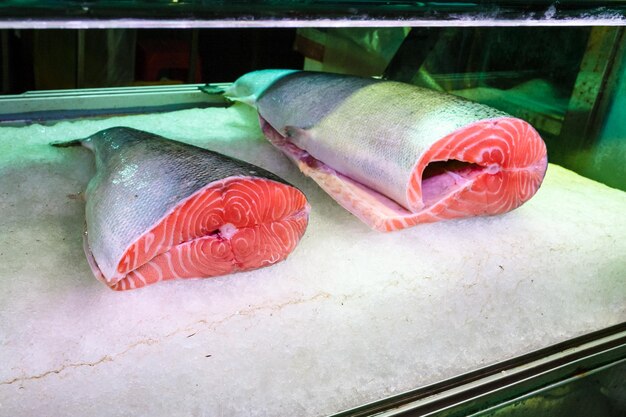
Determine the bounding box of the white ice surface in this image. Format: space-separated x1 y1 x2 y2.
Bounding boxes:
1 104 625 416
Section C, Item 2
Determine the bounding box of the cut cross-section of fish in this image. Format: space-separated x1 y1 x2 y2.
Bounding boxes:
227 70 548 232
73 127 309 290
107 177 308 290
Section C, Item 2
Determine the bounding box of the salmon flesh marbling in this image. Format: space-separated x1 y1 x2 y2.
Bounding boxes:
225 70 548 232
77 127 309 290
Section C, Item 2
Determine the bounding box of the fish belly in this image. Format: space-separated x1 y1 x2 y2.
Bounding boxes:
249 71 547 232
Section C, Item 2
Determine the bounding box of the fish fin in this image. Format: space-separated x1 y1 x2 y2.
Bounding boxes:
50 138 82 148
222 81 256 106
223 91 257 106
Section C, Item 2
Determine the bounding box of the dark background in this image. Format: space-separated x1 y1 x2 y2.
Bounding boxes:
1 28 304 93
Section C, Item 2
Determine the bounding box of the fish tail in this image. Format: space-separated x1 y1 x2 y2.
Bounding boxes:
50 138 83 148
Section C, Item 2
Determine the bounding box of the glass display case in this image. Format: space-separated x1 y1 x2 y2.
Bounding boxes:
0 2 624 416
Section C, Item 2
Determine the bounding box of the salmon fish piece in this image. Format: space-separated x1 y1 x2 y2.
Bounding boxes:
75 127 309 290
225 70 548 232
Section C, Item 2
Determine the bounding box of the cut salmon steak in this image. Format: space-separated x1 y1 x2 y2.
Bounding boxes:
225 70 548 232
70 127 309 290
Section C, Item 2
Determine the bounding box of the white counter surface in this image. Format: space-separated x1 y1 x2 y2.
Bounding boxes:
1 105 625 416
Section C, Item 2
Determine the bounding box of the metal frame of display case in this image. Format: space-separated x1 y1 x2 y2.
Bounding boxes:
1 1 626 28
0 84 229 125
334 323 626 416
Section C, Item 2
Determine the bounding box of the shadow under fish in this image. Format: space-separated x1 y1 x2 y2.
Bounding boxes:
225 70 548 232
56 127 309 291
